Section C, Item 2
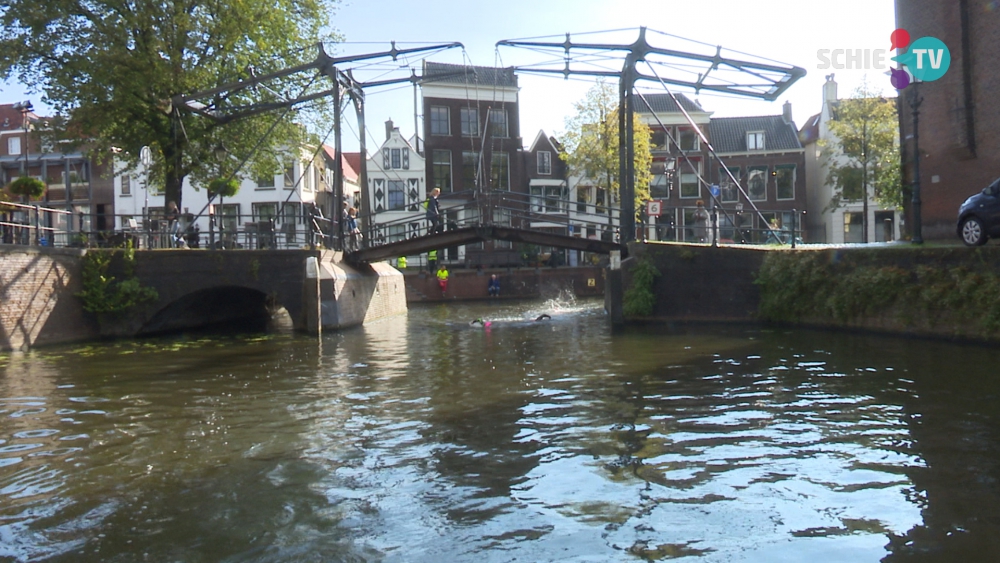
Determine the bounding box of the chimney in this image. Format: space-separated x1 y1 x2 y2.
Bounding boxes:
385 119 394 141
823 73 838 105
782 100 793 124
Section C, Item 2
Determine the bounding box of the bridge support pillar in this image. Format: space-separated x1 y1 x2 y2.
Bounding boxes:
605 265 624 325
304 256 322 335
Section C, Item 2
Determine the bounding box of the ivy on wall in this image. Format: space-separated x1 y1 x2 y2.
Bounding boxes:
755 250 1000 338
623 258 661 317
76 242 158 314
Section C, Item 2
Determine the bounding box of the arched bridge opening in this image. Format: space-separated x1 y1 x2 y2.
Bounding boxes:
138 285 291 336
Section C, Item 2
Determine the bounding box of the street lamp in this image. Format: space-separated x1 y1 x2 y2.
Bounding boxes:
11 100 33 176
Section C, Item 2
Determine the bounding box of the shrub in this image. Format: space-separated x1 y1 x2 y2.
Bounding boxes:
207 177 240 198
623 257 661 317
8 176 45 199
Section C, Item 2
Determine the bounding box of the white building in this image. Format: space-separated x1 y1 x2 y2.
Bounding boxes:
114 145 331 249
801 75 901 244
365 120 426 245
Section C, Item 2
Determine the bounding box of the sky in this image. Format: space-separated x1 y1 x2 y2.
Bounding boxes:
1 0 898 154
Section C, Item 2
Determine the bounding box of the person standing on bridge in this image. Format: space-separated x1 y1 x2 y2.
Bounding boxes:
425 188 442 234
693 200 710 243
347 207 362 252
436 264 449 296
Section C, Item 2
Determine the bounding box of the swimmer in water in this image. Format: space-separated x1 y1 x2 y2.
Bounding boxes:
469 318 492 327
535 314 551 321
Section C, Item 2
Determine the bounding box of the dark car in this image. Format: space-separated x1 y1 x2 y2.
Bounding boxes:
957 177 1000 246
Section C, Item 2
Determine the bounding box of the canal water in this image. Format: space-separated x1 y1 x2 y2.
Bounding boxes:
2 297 1000 562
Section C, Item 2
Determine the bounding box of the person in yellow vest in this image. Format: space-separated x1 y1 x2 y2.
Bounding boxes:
428 249 438 273
397 255 407 269
436 264 449 296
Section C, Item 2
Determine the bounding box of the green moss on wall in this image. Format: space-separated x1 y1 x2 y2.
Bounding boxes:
755 250 1000 339
623 258 661 317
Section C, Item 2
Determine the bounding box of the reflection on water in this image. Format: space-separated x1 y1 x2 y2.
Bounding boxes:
3 298 1000 561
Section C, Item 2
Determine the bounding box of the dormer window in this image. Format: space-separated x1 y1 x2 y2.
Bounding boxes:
747 132 765 151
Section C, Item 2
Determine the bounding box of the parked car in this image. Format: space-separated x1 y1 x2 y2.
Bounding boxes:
957 177 1000 246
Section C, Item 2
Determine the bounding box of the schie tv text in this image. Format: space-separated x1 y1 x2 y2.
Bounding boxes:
817 49 889 70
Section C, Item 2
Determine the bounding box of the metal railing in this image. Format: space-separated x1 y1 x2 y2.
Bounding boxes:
0 196 806 252
0 204 330 250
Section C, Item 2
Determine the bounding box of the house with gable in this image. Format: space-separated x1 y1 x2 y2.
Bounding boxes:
635 93 713 241
365 119 425 245
708 102 807 242
799 74 900 243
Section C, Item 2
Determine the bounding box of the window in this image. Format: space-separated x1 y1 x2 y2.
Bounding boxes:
281 202 299 225
537 151 552 175
530 185 565 213
388 180 405 209
462 151 479 190
679 162 701 199
651 130 667 150
844 212 863 243
391 148 402 169
841 167 864 201
460 107 479 137
283 166 295 189
387 224 406 243
432 150 452 192
257 174 275 188
775 165 796 200
651 161 673 199
577 186 591 213
8 136 20 156
720 167 740 202
121 175 131 196
252 202 277 222
678 128 700 151
489 109 508 138
430 106 449 136
219 203 240 232
491 152 509 190
747 132 765 151
748 166 768 201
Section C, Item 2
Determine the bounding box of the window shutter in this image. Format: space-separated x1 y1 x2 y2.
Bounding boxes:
383 149 390 170
402 150 409 170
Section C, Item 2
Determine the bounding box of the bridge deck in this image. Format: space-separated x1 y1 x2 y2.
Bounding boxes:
351 226 620 263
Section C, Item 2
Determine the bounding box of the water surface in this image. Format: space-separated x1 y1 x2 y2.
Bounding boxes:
2 298 1000 562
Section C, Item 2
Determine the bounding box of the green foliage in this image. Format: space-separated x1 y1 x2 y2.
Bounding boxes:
0 0 341 208
8 176 45 199
208 177 240 198
623 258 661 317
0 189 16 212
755 251 1000 337
561 80 653 218
76 242 158 315
824 80 902 210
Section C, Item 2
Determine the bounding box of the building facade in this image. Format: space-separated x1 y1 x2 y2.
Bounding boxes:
800 75 901 244
1 103 114 240
366 120 426 245
895 0 998 241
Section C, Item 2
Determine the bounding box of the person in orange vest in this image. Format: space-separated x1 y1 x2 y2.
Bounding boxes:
436 264 449 296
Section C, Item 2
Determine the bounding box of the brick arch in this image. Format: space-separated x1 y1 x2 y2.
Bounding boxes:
138 285 282 336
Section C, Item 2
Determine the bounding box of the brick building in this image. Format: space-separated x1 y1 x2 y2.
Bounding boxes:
1 103 114 237
637 93 806 243
896 0 1000 240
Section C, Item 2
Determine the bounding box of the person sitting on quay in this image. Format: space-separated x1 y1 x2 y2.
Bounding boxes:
487 274 500 298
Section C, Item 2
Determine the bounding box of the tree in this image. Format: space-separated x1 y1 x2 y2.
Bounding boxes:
561 80 652 220
0 0 340 209
824 81 902 241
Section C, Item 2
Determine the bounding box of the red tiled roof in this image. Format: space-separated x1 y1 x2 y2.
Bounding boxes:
343 152 362 181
